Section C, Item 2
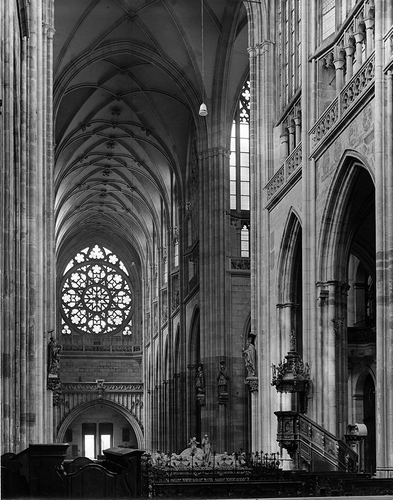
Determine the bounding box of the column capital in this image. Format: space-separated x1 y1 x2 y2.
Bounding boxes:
248 40 274 57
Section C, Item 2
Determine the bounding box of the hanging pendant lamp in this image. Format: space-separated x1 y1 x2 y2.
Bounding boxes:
199 0 208 116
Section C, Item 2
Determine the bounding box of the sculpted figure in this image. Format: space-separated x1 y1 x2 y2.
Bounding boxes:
195 363 205 394
48 335 61 375
217 361 229 393
201 434 211 464
188 436 199 452
243 336 256 377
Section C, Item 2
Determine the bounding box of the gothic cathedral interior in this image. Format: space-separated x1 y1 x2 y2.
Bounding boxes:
1 0 392 480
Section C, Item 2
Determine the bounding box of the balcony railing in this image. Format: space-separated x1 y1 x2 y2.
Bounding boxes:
61 336 141 353
275 411 358 473
309 52 375 150
265 143 302 201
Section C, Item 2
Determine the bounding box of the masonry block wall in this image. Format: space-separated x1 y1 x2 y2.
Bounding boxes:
60 356 142 383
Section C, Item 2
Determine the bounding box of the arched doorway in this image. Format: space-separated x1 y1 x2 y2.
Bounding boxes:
319 155 376 449
57 399 144 460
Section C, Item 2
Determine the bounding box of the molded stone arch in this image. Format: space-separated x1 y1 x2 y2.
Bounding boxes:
315 150 375 438
277 209 302 304
318 151 374 283
244 0 269 47
188 306 201 361
354 364 376 403
275 210 303 354
56 398 144 448
243 312 252 343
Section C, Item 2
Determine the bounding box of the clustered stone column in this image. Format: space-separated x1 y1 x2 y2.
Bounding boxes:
246 0 277 452
374 0 393 478
198 145 231 451
1 0 56 452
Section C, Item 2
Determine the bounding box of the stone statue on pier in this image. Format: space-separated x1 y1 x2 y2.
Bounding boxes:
243 335 256 377
48 334 61 376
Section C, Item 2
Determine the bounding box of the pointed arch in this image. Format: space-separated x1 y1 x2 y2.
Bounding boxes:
276 209 303 354
318 151 375 283
173 324 182 451
188 307 201 440
277 209 303 304
174 324 181 375
188 306 201 362
56 399 144 448
316 150 376 439
243 312 252 345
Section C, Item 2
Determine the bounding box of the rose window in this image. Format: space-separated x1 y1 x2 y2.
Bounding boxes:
61 245 133 335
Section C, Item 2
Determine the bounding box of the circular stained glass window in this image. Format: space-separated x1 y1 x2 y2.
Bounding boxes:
61 245 133 335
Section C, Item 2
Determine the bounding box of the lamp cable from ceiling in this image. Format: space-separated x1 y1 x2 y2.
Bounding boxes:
199 0 208 116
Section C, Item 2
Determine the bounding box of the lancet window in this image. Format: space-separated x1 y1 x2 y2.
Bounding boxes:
321 0 358 40
278 0 301 108
230 79 250 213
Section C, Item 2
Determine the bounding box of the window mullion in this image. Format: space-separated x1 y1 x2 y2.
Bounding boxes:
236 111 241 211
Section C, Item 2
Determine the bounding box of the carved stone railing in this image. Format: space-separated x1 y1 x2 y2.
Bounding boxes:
265 143 302 201
309 97 339 146
310 52 375 149
265 166 285 201
341 54 374 111
275 411 358 472
59 381 144 431
61 336 141 353
230 257 250 271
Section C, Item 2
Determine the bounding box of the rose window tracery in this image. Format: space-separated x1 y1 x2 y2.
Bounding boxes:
61 245 133 335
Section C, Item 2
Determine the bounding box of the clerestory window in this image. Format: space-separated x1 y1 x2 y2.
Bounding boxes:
60 244 133 336
230 79 250 213
277 0 301 108
321 0 358 41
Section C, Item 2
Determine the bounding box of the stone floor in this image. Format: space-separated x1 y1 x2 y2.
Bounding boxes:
143 496 393 500
142 497 393 500
8 497 393 500
138 497 392 500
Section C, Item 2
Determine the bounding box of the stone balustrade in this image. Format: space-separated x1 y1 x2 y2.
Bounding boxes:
61 336 141 353
265 0 376 201
230 257 251 271
320 1 374 92
310 52 375 149
265 143 302 201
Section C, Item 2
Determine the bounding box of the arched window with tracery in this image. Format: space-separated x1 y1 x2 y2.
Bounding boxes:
277 0 301 108
230 80 250 258
60 244 133 336
230 79 250 213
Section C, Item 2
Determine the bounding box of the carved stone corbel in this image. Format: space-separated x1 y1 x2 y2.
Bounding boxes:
244 376 258 392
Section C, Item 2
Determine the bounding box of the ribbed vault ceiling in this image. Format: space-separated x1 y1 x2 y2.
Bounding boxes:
53 0 249 269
